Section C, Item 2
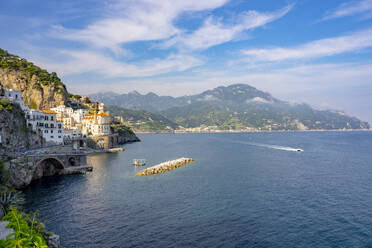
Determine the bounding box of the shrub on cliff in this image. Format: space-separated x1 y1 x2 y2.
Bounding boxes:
0 99 14 111
0 190 25 218
0 207 48 248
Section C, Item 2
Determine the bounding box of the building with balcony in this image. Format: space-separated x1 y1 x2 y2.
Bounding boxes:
26 110 64 144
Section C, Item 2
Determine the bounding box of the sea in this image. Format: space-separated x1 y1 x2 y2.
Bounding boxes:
23 132 372 248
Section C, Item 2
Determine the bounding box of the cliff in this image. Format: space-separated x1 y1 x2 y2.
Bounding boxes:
0 49 68 110
111 125 140 144
0 100 44 161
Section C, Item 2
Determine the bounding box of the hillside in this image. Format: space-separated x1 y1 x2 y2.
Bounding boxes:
93 84 370 131
107 105 179 132
91 91 187 113
0 48 68 109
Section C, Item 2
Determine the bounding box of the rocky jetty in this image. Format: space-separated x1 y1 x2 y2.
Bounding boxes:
136 158 194 176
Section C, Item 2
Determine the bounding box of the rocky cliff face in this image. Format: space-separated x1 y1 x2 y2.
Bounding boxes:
112 125 140 144
0 68 68 110
117 131 140 144
0 102 44 160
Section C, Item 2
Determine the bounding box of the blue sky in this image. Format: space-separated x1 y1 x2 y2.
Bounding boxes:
1 0 372 122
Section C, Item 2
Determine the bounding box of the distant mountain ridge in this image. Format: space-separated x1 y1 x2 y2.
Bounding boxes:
106 105 179 132
91 84 279 112
91 84 370 131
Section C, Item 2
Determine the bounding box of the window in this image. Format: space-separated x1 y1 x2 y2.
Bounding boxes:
44 130 48 133
45 116 49 121
51 130 53 134
58 136 61 138
58 130 62 133
51 124 54 128
51 136 54 138
45 124 48 128
51 116 54 121
58 124 62 129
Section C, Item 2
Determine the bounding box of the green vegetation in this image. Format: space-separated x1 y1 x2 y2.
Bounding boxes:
0 48 63 90
0 163 49 247
0 207 48 248
107 105 179 132
68 93 81 100
113 125 135 135
0 190 25 219
0 99 14 112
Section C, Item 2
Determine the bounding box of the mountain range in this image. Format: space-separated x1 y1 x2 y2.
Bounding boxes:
92 84 370 132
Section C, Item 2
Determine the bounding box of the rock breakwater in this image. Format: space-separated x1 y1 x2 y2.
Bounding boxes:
136 158 194 176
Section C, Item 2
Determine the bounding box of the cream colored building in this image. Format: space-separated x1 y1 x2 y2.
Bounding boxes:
63 117 75 130
82 113 111 136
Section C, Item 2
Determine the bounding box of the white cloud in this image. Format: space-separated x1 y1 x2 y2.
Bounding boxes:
67 62 372 97
52 0 228 49
161 4 294 50
36 50 203 78
322 0 372 21
65 61 372 122
247 97 271 104
241 28 372 62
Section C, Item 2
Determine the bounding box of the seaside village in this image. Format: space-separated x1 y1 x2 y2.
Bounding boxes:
1 88 124 150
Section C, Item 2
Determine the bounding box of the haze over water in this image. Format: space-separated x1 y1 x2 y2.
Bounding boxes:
23 132 372 247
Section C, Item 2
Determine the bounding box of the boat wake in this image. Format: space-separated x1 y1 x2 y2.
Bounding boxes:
211 137 303 152
253 143 303 152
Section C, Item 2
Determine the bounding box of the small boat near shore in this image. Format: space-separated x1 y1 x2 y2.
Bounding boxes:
296 148 303 152
133 159 146 166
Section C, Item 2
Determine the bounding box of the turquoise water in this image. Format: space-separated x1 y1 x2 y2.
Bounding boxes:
23 132 372 247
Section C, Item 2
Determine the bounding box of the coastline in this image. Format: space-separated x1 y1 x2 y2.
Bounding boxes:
134 128 372 134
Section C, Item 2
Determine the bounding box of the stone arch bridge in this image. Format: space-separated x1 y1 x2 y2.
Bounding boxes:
27 152 92 174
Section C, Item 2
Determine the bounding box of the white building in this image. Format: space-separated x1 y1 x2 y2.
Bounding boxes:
72 109 89 124
51 105 74 121
3 89 29 111
26 110 64 144
82 113 111 136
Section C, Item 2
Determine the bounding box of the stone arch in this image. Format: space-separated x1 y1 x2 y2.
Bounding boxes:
33 156 66 180
68 156 76 166
35 156 65 169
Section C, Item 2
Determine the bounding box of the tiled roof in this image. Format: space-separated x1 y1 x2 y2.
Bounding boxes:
85 113 110 117
41 110 57 114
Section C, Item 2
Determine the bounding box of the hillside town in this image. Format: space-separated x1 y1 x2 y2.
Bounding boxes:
0 88 131 149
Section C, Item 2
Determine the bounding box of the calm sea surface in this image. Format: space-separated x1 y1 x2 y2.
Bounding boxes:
23 132 372 248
